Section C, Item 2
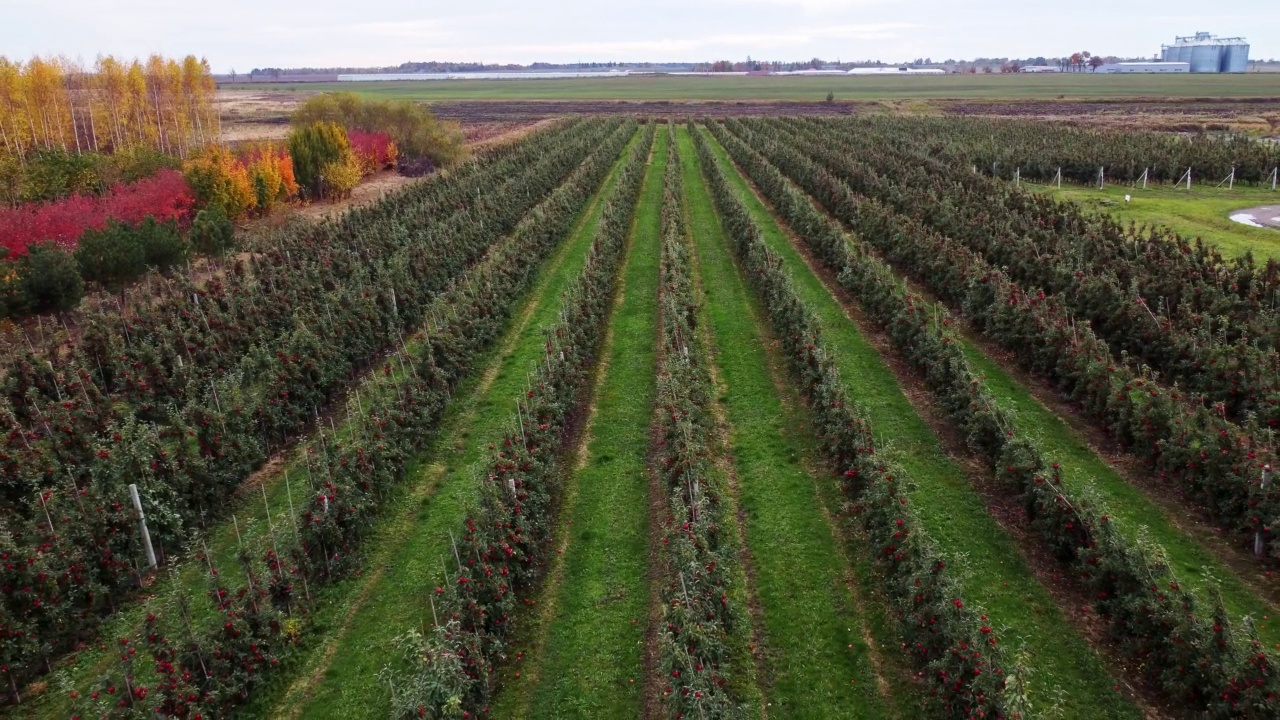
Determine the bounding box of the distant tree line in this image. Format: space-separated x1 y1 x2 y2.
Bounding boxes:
248 60 686 76
243 51 1280 80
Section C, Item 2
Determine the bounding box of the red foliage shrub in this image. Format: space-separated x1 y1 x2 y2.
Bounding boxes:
0 170 194 257
347 130 397 173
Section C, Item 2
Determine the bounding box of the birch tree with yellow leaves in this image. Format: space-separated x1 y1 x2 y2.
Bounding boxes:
0 53 219 164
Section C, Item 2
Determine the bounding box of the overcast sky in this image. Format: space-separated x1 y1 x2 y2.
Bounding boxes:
4 0 1276 71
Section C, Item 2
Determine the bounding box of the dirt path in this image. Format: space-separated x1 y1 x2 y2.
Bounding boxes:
289 171 418 221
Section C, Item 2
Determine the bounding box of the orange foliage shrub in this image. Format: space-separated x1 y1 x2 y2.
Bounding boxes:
183 144 300 219
243 143 299 213
183 146 254 220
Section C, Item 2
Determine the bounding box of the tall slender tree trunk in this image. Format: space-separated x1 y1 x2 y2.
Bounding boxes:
134 106 146 148
1 121 24 166
69 97 83 154
193 104 205 147
37 110 51 150
152 86 167 154
170 105 185 159
51 97 68 152
109 99 122 150
86 96 99 152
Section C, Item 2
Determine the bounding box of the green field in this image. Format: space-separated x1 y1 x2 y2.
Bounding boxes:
224 72 1280 102
1037 182 1280 259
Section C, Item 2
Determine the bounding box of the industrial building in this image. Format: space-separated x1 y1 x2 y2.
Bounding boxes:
1095 62 1189 73
1161 32 1249 72
846 67 946 75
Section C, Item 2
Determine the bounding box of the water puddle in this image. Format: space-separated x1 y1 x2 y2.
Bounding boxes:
1230 213 1264 228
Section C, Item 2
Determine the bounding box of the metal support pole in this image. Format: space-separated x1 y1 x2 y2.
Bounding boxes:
1257 465 1272 558
128 484 157 569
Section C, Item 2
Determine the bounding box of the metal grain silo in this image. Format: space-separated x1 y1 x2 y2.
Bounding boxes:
1220 40 1249 72
1188 42 1221 73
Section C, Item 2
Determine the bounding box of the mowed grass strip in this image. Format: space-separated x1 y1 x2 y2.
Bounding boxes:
269 130 643 719
496 129 667 719
699 127 1139 716
679 125 888 717
956 341 1280 645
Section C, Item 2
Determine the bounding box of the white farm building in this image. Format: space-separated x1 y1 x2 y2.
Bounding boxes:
1094 62 1190 73
847 67 946 75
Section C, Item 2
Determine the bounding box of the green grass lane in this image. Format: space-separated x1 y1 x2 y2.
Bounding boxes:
699 127 1140 717
679 125 889 718
495 129 666 719
1038 183 1280 259
277 130 645 719
224 73 1280 102
956 342 1280 646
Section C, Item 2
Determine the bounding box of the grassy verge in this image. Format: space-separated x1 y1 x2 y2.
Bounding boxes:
679 125 891 717
263 131 643 719
699 127 1138 717
1038 183 1280 259
492 129 666 719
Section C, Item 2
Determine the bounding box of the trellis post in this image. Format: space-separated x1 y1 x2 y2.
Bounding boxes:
1257 465 1272 558
37 490 55 533
128 484 158 569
